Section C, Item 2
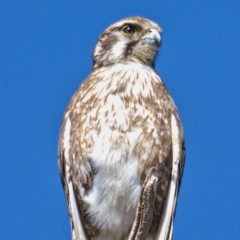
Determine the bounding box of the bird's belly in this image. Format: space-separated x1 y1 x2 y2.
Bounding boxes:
83 150 141 239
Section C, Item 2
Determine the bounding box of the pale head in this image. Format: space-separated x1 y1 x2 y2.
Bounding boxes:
92 17 162 69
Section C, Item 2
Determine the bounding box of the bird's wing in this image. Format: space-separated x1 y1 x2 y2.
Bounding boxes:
58 116 89 240
155 112 186 240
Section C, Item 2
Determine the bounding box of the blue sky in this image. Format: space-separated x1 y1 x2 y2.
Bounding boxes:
1 1 240 239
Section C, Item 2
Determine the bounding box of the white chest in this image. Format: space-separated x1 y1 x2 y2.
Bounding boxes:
83 96 142 238
81 63 160 239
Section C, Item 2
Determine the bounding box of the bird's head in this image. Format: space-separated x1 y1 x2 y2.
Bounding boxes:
92 17 162 69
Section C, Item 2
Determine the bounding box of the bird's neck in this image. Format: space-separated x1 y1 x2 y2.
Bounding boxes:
92 62 158 94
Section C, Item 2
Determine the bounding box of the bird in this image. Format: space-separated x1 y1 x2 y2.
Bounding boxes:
58 16 185 240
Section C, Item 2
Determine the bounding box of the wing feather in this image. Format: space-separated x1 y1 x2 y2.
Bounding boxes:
66 165 87 240
58 116 89 240
155 113 185 240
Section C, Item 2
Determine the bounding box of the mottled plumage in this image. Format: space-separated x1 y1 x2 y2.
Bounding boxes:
58 17 185 240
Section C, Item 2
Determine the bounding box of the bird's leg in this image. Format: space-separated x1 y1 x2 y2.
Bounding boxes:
128 167 159 240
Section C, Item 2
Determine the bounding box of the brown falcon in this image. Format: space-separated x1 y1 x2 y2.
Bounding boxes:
58 17 185 240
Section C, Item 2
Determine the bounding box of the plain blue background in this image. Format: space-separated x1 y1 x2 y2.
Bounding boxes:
1 1 240 239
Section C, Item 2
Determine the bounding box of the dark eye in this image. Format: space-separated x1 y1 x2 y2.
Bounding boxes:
120 25 139 36
123 25 135 34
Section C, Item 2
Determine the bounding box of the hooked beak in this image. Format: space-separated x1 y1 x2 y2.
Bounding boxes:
141 28 161 47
